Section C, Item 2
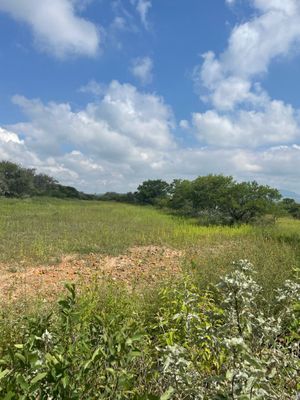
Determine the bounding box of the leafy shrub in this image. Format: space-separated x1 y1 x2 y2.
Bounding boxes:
197 209 232 226
0 265 299 399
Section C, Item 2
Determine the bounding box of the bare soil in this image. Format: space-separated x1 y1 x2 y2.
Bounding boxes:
0 246 183 303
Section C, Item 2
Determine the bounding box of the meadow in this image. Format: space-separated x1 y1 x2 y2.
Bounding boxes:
0 198 299 399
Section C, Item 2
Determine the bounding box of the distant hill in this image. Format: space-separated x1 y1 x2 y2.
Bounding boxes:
280 190 300 202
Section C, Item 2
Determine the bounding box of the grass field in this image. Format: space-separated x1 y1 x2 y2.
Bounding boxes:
0 197 298 292
0 197 251 263
0 198 299 398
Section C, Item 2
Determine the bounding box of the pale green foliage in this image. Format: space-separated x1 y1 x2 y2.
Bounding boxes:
0 264 299 399
160 261 300 399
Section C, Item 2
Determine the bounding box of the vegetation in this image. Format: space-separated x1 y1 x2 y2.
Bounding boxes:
3 160 300 226
280 198 300 219
0 161 94 200
101 176 282 225
0 164 299 398
0 262 299 399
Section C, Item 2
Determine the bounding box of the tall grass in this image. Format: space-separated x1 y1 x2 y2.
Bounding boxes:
0 198 299 398
0 197 250 265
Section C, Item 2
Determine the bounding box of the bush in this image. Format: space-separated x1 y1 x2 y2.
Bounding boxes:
0 266 299 399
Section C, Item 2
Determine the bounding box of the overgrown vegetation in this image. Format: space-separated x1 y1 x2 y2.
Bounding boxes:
2 160 299 225
0 172 299 398
100 176 287 225
0 262 299 399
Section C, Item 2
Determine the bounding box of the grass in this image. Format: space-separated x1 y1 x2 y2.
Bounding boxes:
0 197 251 265
0 198 299 398
0 197 299 298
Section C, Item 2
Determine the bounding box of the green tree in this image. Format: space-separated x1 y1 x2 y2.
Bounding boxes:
168 179 194 214
223 181 281 224
168 174 281 224
33 173 58 195
190 174 234 211
280 198 300 219
135 179 170 205
0 161 35 197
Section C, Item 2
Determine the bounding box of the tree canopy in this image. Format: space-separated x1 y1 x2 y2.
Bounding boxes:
0 161 93 200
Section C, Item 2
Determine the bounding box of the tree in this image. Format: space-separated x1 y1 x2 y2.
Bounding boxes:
33 173 58 195
223 181 281 224
280 198 300 219
168 179 194 214
190 175 234 211
168 174 281 225
135 179 170 205
0 160 83 200
0 161 35 197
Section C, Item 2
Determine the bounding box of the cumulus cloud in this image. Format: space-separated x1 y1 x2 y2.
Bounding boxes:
189 0 300 152
195 0 300 111
11 81 175 158
3 81 177 191
1 84 300 194
130 57 153 85
192 99 300 147
0 0 100 57
0 1 299 194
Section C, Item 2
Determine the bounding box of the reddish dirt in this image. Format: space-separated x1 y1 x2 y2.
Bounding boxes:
0 246 183 303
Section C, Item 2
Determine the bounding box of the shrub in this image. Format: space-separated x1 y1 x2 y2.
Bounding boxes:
0 265 299 399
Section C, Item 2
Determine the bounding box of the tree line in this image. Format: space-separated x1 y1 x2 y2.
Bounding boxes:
99 176 300 225
0 161 95 200
1 160 299 224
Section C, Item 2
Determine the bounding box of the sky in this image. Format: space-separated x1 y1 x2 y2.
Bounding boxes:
0 0 300 194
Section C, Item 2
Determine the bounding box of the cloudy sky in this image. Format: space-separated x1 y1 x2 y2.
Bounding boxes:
0 0 300 193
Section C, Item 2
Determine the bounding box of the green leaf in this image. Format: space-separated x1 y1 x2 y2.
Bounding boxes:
160 387 174 400
0 369 10 380
30 372 47 385
15 353 26 363
3 392 15 400
62 375 68 389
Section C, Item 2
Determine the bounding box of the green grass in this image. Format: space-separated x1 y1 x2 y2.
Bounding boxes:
0 197 250 265
0 197 299 296
0 198 299 398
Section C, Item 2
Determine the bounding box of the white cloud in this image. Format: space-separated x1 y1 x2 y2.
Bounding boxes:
192 100 300 147
130 57 153 85
179 120 190 130
131 0 152 29
188 0 300 153
0 0 100 57
79 80 106 96
7 82 175 190
2 121 300 193
194 0 300 111
136 0 152 29
0 127 23 145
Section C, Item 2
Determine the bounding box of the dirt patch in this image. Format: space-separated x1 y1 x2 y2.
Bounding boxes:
0 246 183 303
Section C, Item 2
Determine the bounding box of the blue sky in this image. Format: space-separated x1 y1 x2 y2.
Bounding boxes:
0 0 300 193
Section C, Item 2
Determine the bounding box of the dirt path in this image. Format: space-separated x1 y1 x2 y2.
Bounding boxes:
0 246 183 303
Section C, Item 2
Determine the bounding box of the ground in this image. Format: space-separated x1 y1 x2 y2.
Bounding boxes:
0 198 299 304
0 246 183 303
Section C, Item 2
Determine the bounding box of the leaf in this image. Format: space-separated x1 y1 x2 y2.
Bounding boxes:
15 353 26 363
16 374 29 391
3 392 15 400
160 387 174 400
62 375 68 389
30 372 47 385
0 369 10 380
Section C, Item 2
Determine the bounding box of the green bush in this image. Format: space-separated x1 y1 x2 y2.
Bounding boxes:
0 265 299 399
